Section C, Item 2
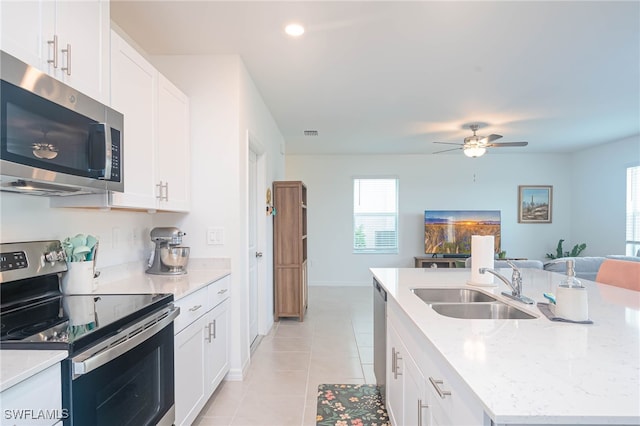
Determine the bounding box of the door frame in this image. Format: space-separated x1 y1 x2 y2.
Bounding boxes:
247 130 269 338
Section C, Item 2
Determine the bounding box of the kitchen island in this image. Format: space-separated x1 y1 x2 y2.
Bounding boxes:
371 267 640 425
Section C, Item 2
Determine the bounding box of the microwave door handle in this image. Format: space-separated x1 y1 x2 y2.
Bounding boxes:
71 306 179 378
88 123 112 180
103 125 112 180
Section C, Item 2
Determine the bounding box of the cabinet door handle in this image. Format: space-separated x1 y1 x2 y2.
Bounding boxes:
61 43 71 75
156 181 169 201
189 304 202 312
429 377 451 399
212 319 217 339
391 347 396 376
205 322 212 343
394 350 402 379
47 35 58 68
417 399 429 426
217 289 228 294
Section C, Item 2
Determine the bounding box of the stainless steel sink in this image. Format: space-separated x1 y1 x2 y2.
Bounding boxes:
431 303 536 320
411 288 497 303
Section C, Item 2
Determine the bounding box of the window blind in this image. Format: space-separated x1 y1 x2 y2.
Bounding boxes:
353 178 398 253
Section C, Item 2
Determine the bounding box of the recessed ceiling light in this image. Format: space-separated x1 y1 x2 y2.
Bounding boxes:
285 23 305 37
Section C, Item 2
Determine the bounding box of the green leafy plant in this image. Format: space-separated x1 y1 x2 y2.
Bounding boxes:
545 239 587 259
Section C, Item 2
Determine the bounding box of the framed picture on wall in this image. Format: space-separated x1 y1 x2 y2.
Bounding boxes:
518 185 552 223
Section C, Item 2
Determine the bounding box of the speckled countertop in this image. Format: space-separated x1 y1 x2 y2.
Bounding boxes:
371 267 640 425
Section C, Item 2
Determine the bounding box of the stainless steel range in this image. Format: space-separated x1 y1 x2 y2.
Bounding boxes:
0 240 179 426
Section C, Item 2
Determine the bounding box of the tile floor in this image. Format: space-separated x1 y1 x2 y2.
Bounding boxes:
194 285 375 426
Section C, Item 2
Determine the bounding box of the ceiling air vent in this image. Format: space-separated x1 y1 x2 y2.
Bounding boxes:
303 130 318 136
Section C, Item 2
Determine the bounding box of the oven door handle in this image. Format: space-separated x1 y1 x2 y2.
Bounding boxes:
71 305 180 378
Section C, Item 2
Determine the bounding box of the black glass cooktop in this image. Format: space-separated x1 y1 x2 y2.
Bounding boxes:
0 293 173 354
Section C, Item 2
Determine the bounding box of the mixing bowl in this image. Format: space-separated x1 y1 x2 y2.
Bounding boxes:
160 246 190 270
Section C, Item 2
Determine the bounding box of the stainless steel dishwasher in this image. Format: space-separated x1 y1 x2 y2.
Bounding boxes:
373 278 387 402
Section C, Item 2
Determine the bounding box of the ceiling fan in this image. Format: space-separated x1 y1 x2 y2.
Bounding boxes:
433 124 528 157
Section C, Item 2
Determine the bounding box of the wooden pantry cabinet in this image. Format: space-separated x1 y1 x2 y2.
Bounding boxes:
273 181 308 321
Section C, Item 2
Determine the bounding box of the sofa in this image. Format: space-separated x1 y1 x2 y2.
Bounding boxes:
463 258 544 269
463 255 640 283
543 255 640 281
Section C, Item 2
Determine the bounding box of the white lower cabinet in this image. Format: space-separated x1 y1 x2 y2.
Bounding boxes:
387 322 428 426
173 276 230 426
387 300 485 426
0 363 63 426
174 311 209 425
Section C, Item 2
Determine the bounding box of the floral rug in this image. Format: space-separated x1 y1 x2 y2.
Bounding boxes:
316 384 390 426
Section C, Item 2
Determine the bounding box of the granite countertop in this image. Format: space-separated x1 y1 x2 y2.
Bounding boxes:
0 350 68 392
371 267 640 425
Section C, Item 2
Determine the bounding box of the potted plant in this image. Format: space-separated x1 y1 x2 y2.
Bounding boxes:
545 239 586 259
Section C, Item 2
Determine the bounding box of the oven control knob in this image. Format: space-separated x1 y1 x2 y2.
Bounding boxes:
44 249 65 263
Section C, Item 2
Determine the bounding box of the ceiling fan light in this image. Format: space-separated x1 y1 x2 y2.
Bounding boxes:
463 146 486 158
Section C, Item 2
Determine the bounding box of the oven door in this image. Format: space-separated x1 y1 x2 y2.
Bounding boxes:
63 306 179 426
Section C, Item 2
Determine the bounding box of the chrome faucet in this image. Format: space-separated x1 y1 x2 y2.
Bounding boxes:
480 260 535 304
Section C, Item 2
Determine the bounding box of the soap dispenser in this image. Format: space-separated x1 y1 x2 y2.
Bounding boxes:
560 259 582 288
555 259 589 321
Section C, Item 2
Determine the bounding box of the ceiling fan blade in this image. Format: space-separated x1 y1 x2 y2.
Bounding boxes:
485 134 503 142
433 141 463 146
432 147 462 154
488 141 528 147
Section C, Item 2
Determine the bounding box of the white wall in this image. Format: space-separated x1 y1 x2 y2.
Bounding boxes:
238 63 286 339
0 193 153 266
286 153 574 286
570 135 640 255
151 54 285 380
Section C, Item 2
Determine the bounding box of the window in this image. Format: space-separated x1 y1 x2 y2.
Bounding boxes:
627 165 640 256
353 178 398 253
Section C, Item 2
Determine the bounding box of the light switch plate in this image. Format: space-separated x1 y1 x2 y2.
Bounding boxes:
207 227 224 245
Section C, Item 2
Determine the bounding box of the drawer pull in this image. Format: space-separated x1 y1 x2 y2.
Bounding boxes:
217 289 228 294
189 304 203 312
429 377 451 399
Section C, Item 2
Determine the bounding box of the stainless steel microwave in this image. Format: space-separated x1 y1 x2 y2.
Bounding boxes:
0 51 123 196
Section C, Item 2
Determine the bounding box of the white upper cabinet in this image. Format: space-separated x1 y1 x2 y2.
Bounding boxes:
109 31 158 210
0 0 109 103
157 75 190 212
51 30 191 212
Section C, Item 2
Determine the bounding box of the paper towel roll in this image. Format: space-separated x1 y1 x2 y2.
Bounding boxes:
469 235 495 286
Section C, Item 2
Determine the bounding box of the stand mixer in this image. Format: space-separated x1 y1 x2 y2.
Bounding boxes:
146 227 190 275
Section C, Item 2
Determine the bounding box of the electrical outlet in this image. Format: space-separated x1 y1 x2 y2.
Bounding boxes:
207 227 224 245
